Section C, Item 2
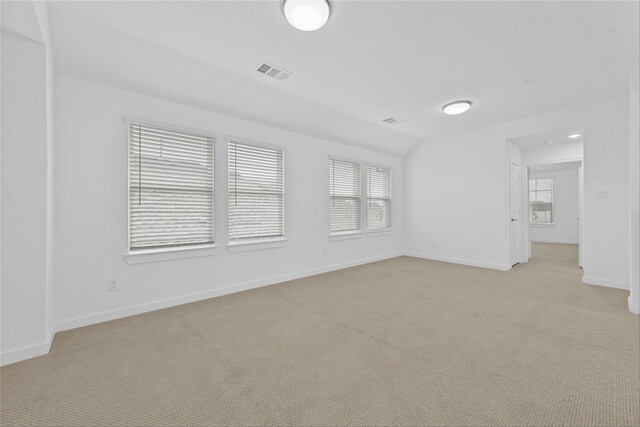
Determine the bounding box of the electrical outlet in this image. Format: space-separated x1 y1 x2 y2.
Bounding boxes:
323 248 328 257
431 241 437 248
107 278 119 292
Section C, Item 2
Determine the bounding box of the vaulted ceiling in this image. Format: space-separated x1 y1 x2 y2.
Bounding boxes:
46 1 639 156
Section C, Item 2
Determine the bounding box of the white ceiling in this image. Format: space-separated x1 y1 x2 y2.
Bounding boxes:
46 1 639 156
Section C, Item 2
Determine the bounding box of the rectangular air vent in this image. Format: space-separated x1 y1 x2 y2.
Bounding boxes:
382 117 402 125
256 62 292 81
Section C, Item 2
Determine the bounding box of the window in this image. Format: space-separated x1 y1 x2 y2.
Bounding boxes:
329 158 361 234
367 165 392 230
128 123 215 251
228 140 284 242
529 178 553 224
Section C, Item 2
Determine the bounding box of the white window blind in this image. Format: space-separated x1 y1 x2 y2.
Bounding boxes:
128 123 215 251
228 140 284 241
367 165 392 230
329 159 362 233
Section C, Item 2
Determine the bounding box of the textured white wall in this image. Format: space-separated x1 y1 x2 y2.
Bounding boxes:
1 31 50 358
52 74 404 329
405 97 629 289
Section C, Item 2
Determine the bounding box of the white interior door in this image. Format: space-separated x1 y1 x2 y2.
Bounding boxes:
510 162 522 265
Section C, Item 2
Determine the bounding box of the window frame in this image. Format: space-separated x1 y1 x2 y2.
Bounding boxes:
226 136 286 247
125 118 217 258
529 177 554 225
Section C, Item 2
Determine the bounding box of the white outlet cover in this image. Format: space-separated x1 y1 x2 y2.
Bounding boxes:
108 278 119 292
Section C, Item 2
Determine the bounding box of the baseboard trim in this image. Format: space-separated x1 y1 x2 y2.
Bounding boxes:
582 275 629 290
403 251 511 271
3 253 403 365
55 252 403 334
530 239 579 245
0 331 54 367
628 296 640 314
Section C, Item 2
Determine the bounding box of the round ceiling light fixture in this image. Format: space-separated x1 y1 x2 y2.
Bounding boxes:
283 0 331 32
568 133 581 139
442 100 472 115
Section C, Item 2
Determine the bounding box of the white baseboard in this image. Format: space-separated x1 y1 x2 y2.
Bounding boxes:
403 251 511 271
55 252 403 334
531 239 579 245
628 296 640 315
3 252 402 366
582 275 629 290
0 331 54 367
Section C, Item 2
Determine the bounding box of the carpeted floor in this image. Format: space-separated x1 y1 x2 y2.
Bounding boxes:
1 243 638 426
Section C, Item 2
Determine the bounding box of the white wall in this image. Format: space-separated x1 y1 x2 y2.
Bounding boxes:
405 97 629 289
629 60 639 314
1 31 50 359
529 167 580 245
52 74 404 330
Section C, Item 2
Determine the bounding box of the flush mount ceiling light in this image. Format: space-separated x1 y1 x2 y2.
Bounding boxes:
544 140 553 144
568 133 581 139
283 0 331 32
442 100 472 115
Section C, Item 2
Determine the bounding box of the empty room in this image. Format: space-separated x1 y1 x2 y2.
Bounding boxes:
1 1 639 426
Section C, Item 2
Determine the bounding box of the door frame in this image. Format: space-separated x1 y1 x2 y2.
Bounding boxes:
509 159 522 266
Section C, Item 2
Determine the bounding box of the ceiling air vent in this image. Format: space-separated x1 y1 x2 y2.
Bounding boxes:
256 62 292 81
382 117 402 125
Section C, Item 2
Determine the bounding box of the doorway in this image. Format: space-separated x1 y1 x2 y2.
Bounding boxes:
507 127 584 269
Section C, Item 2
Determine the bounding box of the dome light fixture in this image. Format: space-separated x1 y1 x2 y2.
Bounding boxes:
568 133 581 139
442 100 472 115
283 0 331 32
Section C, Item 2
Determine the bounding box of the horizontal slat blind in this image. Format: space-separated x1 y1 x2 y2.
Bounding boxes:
228 141 284 241
329 159 361 233
129 123 214 251
367 164 391 230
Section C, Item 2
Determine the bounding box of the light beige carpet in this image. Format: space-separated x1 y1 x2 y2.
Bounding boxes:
1 243 638 426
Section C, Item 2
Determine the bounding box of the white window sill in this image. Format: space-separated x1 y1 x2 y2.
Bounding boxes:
530 223 555 228
227 238 286 253
367 229 393 237
124 244 218 265
329 231 363 241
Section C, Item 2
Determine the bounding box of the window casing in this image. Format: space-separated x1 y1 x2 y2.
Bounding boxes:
228 140 285 242
329 158 362 234
128 123 215 251
529 178 553 224
367 165 392 230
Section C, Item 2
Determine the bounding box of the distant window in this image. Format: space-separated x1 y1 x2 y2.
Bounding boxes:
228 140 284 241
529 178 553 224
128 123 215 251
329 158 362 234
366 165 392 230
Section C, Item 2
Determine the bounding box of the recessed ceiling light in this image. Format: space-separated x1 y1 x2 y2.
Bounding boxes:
443 100 472 115
544 140 553 144
568 133 581 139
283 0 331 32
